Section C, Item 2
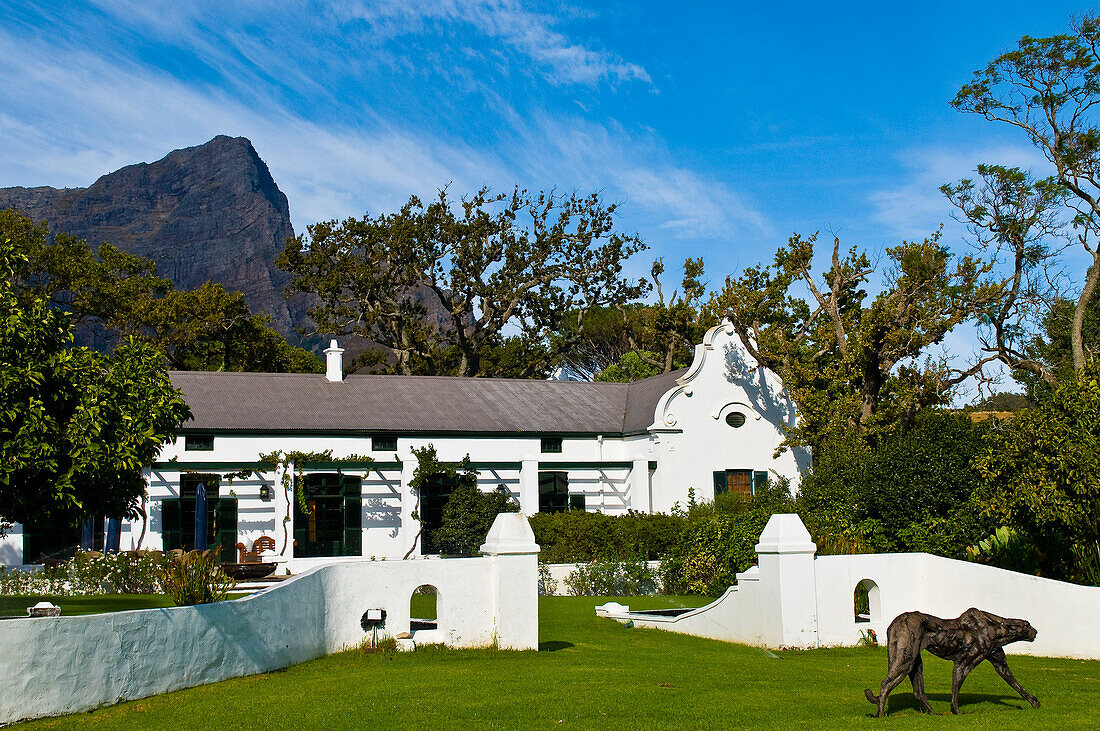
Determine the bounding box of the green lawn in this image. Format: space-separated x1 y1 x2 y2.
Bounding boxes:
0 594 177 618
14 595 1100 729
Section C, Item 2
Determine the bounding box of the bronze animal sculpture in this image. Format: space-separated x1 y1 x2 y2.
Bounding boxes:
865 608 1039 717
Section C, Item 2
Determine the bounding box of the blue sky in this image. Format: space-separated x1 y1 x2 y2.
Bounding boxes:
0 0 1092 293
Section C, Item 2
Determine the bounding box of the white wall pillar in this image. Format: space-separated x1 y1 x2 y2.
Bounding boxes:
400 456 419 557
480 513 540 650
754 513 819 648
630 457 651 513
519 457 539 516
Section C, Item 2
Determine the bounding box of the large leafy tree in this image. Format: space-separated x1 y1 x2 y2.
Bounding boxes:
942 165 1067 390
278 187 648 378
134 282 322 373
1 209 320 373
951 14 1100 377
556 258 714 382
0 229 191 528
2 209 169 341
713 232 998 448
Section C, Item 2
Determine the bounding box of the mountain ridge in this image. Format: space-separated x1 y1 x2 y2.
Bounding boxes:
0 135 305 338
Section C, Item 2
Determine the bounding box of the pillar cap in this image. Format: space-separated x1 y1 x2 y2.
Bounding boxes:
754 513 817 554
480 513 540 555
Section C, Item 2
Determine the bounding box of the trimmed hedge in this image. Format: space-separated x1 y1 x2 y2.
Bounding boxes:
529 510 684 563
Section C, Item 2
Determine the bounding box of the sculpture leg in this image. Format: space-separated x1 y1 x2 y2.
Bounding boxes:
950 659 978 714
908 655 934 714
989 649 1040 708
868 652 914 718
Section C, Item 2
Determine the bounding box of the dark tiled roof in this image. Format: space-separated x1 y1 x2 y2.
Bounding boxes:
169 369 686 436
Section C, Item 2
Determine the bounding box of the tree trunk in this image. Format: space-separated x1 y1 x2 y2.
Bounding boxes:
1072 255 1100 371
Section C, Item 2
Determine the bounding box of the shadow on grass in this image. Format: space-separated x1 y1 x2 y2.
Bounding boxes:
539 641 574 652
880 692 1033 716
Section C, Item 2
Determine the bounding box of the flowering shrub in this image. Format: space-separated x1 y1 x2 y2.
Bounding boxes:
538 563 558 596
0 550 167 596
564 558 660 596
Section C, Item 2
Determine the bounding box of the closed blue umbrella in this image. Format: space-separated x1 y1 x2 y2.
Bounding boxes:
80 518 93 550
105 518 121 553
194 482 208 551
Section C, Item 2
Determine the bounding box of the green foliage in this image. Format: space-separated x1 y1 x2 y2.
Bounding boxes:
562 258 715 381
528 510 684 563
1018 296 1100 400
712 231 996 449
158 549 234 606
138 282 323 373
951 14 1100 380
1070 541 1100 586
431 480 519 556
1 223 191 525
660 510 772 597
563 558 659 596
975 365 1100 577
1 208 320 374
408 444 476 497
594 350 665 382
797 411 993 556
965 527 1041 576
278 187 648 378
537 563 558 596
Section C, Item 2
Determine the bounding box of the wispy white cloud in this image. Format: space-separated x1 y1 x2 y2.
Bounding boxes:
869 144 1050 241
0 20 756 255
0 28 505 226
331 0 652 87
80 0 651 90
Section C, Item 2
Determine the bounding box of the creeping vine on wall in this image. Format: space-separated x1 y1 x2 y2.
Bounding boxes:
256 450 377 556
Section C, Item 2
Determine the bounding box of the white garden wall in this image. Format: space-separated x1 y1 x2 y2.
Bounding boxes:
0 514 539 726
607 514 1100 659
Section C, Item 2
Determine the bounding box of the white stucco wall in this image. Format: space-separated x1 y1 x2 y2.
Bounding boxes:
0 513 539 726
611 514 1100 659
2 322 807 568
648 324 809 513
0 523 23 566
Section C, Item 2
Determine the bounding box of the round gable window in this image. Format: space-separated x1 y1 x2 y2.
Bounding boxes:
725 412 747 428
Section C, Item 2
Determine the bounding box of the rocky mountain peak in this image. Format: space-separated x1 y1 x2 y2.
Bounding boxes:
0 136 302 337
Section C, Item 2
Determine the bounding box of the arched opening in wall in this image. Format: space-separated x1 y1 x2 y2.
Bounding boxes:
853 579 881 624
411 585 438 630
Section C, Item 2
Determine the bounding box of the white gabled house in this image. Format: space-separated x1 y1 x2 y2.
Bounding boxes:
0 322 809 569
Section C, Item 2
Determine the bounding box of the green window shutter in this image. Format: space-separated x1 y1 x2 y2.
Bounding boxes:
752 471 770 494
569 494 586 512
162 498 181 551
215 498 238 563
713 471 728 497
22 523 42 564
342 476 362 557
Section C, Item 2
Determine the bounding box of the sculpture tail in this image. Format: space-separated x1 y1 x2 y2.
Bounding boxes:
865 688 879 705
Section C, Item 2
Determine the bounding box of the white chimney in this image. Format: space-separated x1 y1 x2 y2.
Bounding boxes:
324 339 344 382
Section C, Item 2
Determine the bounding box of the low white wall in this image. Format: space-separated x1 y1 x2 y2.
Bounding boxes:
0 524 23 566
815 552 1100 658
613 514 1100 659
0 514 539 725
